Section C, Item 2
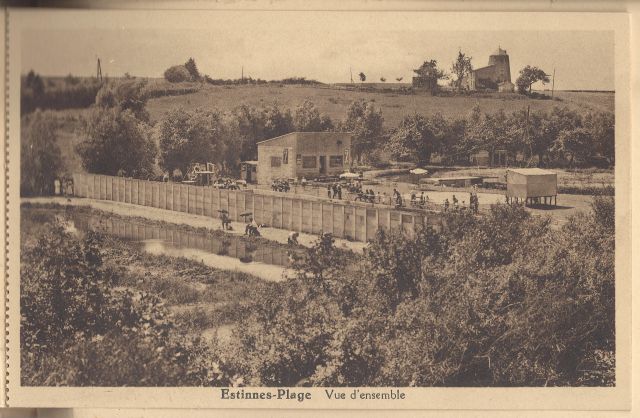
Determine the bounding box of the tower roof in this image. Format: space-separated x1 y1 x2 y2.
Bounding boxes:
492 47 508 56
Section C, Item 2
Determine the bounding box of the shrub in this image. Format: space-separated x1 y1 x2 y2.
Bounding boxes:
164 65 193 83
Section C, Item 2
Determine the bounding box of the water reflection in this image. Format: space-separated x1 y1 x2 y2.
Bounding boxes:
69 213 295 282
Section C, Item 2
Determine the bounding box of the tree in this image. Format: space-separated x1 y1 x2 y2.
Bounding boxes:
157 108 231 176
387 114 438 164
20 111 63 196
583 112 615 163
413 59 447 92
542 106 582 163
293 100 334 132
359 72 366 83
164 65 192 83
395 77 403 82
450 51 473 92
552 127 593 165
95 79 150 121
77 107 156 178
340 100 384 164
262 102 294 139
184 58 201 81
516 65 550 94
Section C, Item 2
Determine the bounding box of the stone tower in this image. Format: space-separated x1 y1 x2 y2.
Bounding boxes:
487 47 511 83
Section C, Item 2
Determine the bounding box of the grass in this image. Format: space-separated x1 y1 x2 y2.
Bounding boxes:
145 84 615 126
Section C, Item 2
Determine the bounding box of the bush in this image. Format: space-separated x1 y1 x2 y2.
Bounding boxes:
21 221 233 386
222 202 615 387
76 107 157 178
20 110 63 196
164 65 193 83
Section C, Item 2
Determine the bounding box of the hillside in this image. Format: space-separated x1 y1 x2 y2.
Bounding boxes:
145 83 614 127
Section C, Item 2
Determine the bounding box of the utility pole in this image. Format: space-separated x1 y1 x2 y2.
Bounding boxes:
350 67 354 84
551 67 555 99
96 57 103 82
241 66 244 82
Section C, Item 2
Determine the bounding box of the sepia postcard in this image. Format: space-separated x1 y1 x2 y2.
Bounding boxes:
1 4 634 413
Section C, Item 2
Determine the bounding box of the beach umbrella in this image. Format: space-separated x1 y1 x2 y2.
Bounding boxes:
340 172 360 179
410 168 429 175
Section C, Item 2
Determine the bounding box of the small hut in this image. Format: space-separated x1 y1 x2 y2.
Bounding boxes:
506 168 557 206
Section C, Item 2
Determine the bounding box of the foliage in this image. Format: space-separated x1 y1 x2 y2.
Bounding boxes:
157 107 232 175
387 113 439 164
358 72 366 83
516 65 550 94
340 100 384 164
20 110 63 196
164 65 194 83
223 201 615 387
21 222 232 386
21 70 102 114
413 59 448 92
184 58 201 81
451 51 473 91
95 79 150 121
76 107 156 178
293 100 334 132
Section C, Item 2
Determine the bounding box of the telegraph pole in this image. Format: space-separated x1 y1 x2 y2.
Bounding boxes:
96 57 103 82
350 67 354 84
551 67 555 99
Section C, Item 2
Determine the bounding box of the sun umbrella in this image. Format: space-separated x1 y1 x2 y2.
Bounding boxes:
217 209 229 214
339 172 360 179
410 168 429 175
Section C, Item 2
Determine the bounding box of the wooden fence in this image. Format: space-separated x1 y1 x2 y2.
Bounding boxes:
73 173 442 243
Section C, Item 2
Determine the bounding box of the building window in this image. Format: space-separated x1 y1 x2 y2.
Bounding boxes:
282 149 288 164
302 156 317 168
271 156 282 167
329 155 343 167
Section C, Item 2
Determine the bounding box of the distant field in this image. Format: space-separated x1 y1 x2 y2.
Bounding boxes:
36 83 615 175
145 84 615 127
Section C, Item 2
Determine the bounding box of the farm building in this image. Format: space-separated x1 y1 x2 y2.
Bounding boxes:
506 168 557 206
463 47 514 92
256 132 352 184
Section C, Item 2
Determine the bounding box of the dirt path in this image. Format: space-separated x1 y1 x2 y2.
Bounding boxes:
23 197 368 253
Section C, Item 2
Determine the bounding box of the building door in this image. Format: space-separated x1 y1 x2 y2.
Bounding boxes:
319 156 326 175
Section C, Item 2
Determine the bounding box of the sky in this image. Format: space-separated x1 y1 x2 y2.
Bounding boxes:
20 12 615 91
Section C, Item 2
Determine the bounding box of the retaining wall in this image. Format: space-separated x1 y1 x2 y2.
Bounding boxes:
73 173 442 243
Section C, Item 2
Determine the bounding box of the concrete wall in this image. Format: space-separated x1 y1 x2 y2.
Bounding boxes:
73 173 443 243
257 145 296 185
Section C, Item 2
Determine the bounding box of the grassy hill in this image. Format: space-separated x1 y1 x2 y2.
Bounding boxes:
145 83 614 127
33 81 614 175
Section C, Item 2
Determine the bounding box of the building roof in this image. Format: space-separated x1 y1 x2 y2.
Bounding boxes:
256 131 353 145
492 47 508 56
507 168 556 176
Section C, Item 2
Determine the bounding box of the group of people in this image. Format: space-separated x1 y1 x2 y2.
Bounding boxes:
409 191 430 208
244 217 261 237
327 183 343 200
214 178 241 190
354 188 377 203
271 179 291 192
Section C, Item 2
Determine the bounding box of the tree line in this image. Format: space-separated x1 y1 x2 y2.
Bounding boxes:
386 105 614 167
20 75 613 196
